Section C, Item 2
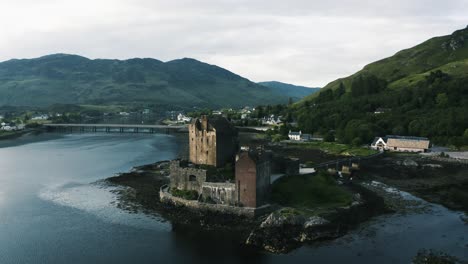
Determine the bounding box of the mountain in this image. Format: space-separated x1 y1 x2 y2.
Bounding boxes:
258 81 320 101
295 26 468 146
0 54 289 108
305 25 468 99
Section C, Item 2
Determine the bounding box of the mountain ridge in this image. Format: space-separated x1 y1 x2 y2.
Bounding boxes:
258 81 320 101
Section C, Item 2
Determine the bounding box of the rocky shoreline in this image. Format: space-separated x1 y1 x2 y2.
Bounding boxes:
245 183 388 253
104 152 468 254
105 160 389 254
359 153 468 213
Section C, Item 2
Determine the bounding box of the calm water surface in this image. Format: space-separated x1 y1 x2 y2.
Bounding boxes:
0 133 466 263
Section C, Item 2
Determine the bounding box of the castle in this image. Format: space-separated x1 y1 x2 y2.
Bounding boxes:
188 115 238 167
167 116 273 209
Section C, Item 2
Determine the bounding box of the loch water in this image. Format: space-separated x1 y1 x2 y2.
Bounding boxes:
0 133 466 263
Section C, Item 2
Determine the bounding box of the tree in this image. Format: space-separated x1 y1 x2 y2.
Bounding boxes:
436 93 448 108
334 82 346 99
324 131 335 142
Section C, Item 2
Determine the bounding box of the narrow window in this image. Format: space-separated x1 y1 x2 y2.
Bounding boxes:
189 175 197 182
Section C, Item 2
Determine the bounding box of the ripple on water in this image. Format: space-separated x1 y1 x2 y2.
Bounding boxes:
38 182 171 232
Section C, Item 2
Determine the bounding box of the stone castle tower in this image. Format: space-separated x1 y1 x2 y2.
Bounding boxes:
188 116 238 167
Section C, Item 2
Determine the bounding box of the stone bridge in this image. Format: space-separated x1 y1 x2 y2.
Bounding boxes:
43 123 187 134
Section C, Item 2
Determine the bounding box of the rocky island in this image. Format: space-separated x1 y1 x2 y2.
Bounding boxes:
105 115 391 253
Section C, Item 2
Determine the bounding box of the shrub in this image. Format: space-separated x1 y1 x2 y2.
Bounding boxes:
171 188 199 200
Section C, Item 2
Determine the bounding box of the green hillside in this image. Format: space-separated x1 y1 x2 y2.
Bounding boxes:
0 54 290 108
305 26 468 97
258 81 320 101
295 26 468 147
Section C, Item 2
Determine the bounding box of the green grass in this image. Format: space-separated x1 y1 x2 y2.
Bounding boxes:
287 141 377 157
171 188 199 200
271 173 352 210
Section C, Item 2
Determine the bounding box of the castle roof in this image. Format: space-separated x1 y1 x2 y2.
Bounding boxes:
193 115 236 133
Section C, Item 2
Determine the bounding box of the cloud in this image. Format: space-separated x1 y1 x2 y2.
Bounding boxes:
0 0 466 86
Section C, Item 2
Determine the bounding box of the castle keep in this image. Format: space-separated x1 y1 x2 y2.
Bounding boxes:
235 151 271 208
189 116 238 167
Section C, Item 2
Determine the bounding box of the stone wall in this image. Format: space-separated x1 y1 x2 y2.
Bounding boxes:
201 182 237 205
235 152 272 208
271 155 300 175
390 147 426 153
255 159 271 207
169 160 207 193
236 153 257 207
160 185 273 218
189 122 217 166
188 116 238 167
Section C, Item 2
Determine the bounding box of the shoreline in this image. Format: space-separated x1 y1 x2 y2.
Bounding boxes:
104 160 388 254
103 151 468 253
359 153 468 213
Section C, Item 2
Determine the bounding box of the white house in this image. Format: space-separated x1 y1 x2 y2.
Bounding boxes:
288 131 312 141
289 131 302 141
371 135 430 152
31 114 49 121
177 113 192 123
262 115 283 126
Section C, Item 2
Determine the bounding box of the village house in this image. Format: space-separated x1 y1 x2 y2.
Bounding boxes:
177 113 192 123
31 114 49 121
1 122 24 131
262 115 283 126
288 130 312 141
371 135 430 152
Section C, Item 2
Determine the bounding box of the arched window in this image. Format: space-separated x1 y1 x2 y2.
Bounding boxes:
189 175 197 182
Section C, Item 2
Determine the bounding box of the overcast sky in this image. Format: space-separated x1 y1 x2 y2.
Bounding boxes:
0 0 467 87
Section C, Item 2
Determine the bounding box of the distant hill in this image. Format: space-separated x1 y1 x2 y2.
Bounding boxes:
295 26 468 146
304 26 468 99
258 81 320 101
0 54 291 108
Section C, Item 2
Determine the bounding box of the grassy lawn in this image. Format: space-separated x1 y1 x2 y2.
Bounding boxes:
271 172 353 212
287 141 378 157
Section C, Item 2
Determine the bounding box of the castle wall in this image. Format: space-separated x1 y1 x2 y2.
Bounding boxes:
160 185 273 218
235 154 258 208
215 130 238 167
169 160 207 193
201 182 236 205
255 159 271 207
